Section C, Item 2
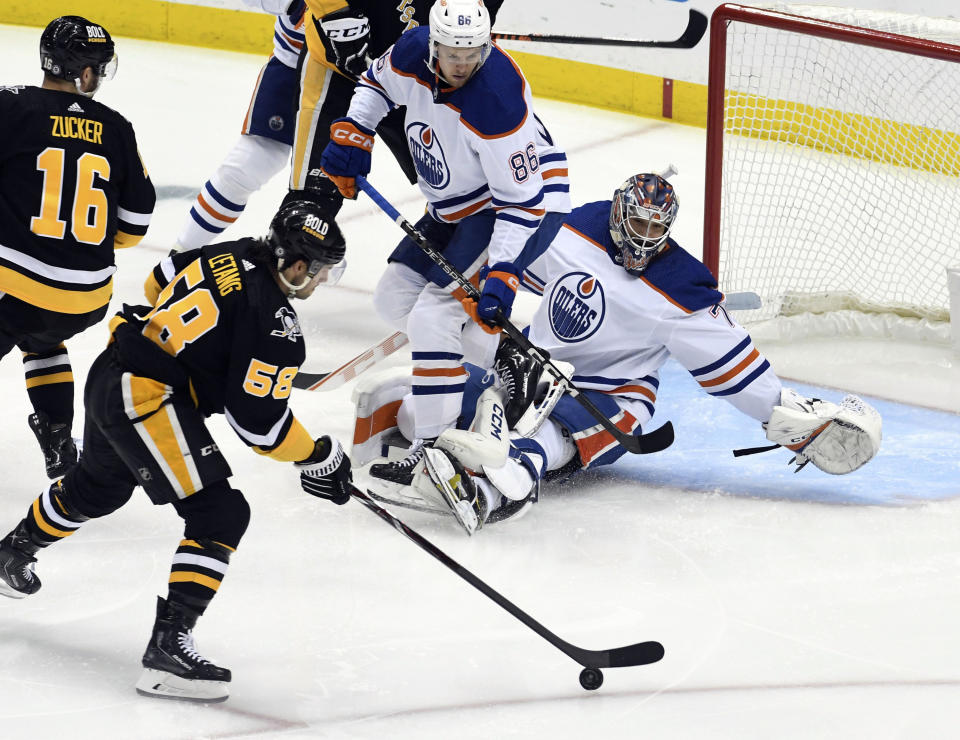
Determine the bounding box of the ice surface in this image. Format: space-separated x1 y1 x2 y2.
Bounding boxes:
1 24 958 739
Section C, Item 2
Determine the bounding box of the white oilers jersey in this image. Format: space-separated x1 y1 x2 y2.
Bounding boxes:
242 0 306 68
348 26 571 265
521 201 782 423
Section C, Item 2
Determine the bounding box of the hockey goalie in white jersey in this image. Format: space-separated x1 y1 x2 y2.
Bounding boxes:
353 172 882 534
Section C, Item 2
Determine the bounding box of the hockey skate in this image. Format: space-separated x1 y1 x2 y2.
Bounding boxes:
493 338 544 427
368 438 432 486
416 447 488 535
0 523 41 599
28 411 78 479
136 596 231 703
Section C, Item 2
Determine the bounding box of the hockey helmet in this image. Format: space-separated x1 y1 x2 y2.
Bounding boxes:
267 200 347 294
40 16 117 94
608 173 679 276
428 0 492 83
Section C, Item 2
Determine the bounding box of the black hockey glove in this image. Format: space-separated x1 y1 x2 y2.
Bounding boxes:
318 8 371 78
296 435 352 505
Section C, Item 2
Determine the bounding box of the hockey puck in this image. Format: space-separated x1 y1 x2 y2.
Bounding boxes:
579 667 603 691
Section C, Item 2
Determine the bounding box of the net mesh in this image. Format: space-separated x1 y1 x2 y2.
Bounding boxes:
718 4 960 324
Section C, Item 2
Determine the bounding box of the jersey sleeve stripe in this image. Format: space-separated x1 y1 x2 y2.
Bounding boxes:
117 206 152 226
697 348 761 388
690 336 752 376
707 359 772 397
495 212 542 229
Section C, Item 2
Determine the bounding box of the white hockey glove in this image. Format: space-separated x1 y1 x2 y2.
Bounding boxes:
763 389 882 474
296 435 352 504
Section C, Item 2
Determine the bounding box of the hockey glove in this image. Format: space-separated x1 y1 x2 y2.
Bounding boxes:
296 435 352 504
320 118 375 199
318 8 371 78
476 262 520 324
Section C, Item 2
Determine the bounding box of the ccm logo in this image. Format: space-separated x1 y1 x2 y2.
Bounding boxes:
327 20 369 40
333 128 373 149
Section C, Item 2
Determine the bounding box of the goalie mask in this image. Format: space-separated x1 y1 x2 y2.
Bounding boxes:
267 200 347 296
428 0 492 87
609 173 678 276
40 16 117 97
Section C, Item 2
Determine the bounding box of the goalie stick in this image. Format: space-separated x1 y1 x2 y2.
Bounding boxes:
492 8 708 50
355 175 674 456
349 485 665 678
293 331 408 391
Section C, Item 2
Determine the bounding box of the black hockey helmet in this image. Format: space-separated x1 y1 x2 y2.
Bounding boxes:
40 16 117 83
267 199 346 268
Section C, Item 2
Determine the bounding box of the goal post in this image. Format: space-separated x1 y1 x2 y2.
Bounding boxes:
703 3 960 333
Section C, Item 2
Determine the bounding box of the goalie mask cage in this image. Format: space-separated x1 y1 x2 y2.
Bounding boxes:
703 3 960 332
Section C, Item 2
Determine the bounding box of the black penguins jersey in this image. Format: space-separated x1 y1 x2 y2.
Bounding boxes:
0 85 155 315
305 0 505 63
122 239 315 463
349 0 504 57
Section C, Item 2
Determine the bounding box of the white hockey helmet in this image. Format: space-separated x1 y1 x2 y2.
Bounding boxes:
428 0 492 80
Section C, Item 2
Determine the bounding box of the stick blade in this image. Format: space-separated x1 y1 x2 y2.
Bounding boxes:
604 640 665 668
623 421 674 455
676 9 709 48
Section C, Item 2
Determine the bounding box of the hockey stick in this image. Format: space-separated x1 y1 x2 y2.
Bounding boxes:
355 175 674 456
492 8 707 50
293 331 408 391
350 485 665 683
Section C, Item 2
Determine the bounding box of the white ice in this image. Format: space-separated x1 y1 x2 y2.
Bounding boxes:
1 25 959 740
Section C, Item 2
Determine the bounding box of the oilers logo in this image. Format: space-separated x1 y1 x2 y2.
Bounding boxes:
548 272 605 343
407 122 450 189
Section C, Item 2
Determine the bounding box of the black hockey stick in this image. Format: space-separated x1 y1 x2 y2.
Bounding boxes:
492 9 708 50
355 175 674 456
350 485 664 684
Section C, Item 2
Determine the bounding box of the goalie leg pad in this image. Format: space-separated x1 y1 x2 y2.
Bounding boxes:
435 387 509 470
764 389 882 474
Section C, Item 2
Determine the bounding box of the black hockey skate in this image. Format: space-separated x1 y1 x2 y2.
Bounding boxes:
368 438 432 486
493 338 545 427
28 411 78 479
136 596 231 703
0 523 42 599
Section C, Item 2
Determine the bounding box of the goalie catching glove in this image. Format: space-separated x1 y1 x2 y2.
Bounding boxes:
296 435 352 504
763 389 881 474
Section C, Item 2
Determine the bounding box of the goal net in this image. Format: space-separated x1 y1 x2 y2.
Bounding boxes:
704 3 960 339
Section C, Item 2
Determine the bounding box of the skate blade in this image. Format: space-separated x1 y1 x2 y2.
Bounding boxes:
0 581 33 599
135 668 229 703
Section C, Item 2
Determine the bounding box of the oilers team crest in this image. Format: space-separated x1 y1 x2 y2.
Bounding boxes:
407 122 450 189
548 272 605 343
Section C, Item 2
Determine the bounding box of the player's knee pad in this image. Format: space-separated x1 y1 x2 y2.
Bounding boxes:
372 263 426 328
174 480 251 549
61 463 135 519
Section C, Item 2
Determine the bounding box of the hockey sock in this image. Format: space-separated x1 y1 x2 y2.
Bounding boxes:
23 345 74 426
167 539 233 614
18 480 90 552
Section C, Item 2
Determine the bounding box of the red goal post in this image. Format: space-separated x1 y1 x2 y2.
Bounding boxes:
703 3 960 330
